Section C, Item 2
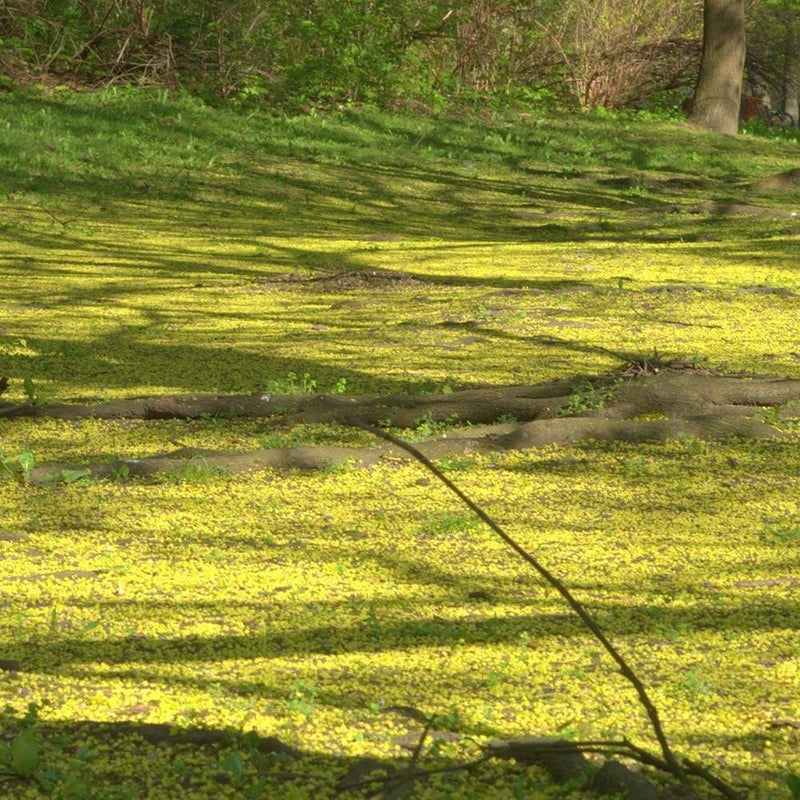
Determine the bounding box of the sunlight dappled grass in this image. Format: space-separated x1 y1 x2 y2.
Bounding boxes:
0 92 798 798
1 92 799 402
0 441 798 797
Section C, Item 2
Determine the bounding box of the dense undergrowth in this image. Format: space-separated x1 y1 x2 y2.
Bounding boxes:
0 91 798 798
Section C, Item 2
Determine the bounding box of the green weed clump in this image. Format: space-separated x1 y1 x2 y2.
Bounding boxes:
556 378 623 417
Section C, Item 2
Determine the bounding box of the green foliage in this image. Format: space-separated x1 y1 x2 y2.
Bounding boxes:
431 708 463 733
0 703 96 795
787 773 800 799
9 728 39 778
756 405 800 431
675 668 711 697
418 511 481 537
256 424 368 450
0 451 35 484
23 376 37 402
742 120 800 143
110 463 131 484
758 524 800 548
556 378 622 417
435 455 474 473
0 0 705 114
285 679 318 718
411 412 460 440
264 371 347 395
57 468 93 485
322 457 360 475
162 457 229 484
0 704 41 784
198 409 241 430
218 750 246 787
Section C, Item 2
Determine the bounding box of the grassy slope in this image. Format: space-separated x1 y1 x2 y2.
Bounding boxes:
0 91 798 799
1 91 799 400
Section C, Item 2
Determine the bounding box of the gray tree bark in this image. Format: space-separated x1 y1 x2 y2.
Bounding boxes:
784 8 799 125
688 0 746 135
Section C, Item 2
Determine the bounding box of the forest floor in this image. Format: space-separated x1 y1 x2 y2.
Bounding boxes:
0 91 798 799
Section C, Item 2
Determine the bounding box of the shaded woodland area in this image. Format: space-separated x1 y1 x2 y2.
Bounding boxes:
1 0 797 120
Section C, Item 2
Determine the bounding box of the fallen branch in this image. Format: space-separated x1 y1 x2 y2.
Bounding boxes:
347 418 748 799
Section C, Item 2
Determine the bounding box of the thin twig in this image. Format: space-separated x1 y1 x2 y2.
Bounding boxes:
348 417 693 787
682 759 747 800
405 714 436 773
337 755 492 795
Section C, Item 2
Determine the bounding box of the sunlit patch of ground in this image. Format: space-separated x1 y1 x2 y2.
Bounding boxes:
0 94 798 797
1 440 797 797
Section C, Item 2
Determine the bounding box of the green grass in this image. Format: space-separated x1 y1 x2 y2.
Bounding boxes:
0 90 798 799
2 89 800 401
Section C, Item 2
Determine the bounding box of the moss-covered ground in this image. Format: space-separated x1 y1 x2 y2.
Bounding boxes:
0 91 798 798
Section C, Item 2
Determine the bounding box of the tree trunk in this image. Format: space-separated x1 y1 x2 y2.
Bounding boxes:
784 9 799 125
688 0 746 135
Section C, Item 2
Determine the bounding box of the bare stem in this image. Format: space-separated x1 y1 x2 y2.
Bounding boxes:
348 417 693 788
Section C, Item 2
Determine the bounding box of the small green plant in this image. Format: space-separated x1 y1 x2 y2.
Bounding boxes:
436 455 473 472
18 452 34 482
11 613 37 643
58 468 93 485
265 371 318 394
110 463 130 483
623 454 648 477
556 378 621 417
0 451 35 484
3 727 39 779
197 407 240 429
0 703 61 791
486 664 509 691
323 457 359 474
758 524 800 548
756 405 800 431
163 457 228 483
286 679 317 718
411 412 460 439
675 668 710 697
432 708 463 732
494 412 518 424
331 377 347 394
418 511 481 537
23 376 37 402
218 750 246 787
366 699 386 714
474 303 494 322
9 714 95 796
677 434 704 455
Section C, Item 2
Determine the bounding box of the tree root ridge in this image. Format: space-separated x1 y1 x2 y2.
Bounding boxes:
3 370 797 484
2 370 799 425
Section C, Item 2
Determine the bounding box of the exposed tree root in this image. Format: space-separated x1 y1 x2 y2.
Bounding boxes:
7 370 796 485
746 167 800 192
3 371 800 425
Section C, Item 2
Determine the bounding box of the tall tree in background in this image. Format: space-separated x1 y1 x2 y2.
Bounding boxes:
782 6 798 122
689 0 746 134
